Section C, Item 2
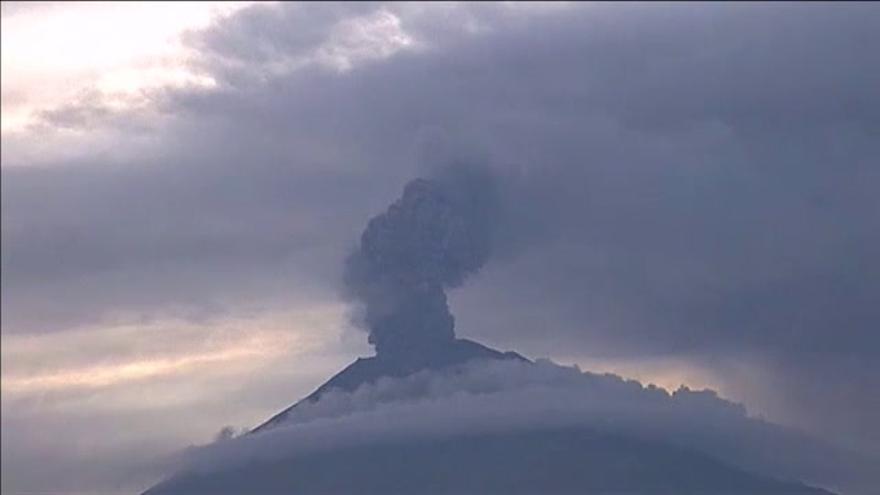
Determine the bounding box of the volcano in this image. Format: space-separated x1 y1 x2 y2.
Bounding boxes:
144 174 841 494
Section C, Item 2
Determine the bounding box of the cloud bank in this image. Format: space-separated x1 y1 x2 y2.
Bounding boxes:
171 359 871 494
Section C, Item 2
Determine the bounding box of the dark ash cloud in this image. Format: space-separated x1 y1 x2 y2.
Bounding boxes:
343 165 496 357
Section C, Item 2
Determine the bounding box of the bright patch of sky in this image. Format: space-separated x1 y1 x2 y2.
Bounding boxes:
0 1 252 134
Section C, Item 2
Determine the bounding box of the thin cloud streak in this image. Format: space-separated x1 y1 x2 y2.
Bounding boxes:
4 345 265 393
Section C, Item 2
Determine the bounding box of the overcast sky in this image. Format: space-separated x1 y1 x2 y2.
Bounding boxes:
2 2 879 494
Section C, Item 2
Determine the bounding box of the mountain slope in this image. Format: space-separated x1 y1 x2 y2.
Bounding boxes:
145 428 835 495
253 338 528 433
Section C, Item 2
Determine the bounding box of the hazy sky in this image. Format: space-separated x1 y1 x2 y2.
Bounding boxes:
2 2 878 494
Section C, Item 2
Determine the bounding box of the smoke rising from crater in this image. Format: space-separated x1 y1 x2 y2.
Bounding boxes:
343 165 497 357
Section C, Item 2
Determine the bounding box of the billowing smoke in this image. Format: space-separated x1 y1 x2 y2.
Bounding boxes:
343 165 496 358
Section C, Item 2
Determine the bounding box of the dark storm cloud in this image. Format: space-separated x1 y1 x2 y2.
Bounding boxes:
0 156 373 332
3 1 879 452
183 3 379 70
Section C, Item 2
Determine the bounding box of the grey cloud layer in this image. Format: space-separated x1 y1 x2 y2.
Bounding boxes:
182 360 874 494
2 0 879 462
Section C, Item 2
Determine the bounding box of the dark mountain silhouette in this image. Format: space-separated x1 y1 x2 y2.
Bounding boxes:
148 430 837 494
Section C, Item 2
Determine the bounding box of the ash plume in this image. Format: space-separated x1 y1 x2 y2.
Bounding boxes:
343 165 497 358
